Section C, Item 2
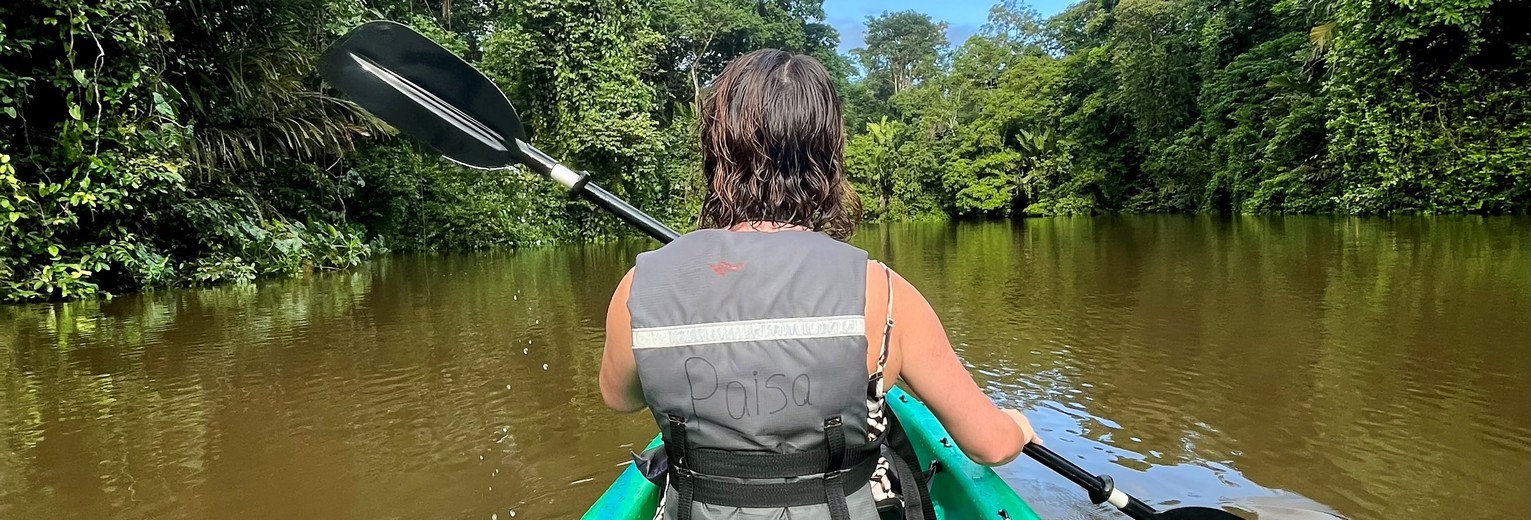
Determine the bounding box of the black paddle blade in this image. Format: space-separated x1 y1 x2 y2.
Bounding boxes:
1153 506 1247 520
319 21 526 169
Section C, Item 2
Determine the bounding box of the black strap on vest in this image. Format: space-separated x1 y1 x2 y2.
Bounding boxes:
685 443 882 478
666 415 696 520
881 444 927 520
824 417 850 520
663 415 874 518
683 454 879 507
884 409 937 520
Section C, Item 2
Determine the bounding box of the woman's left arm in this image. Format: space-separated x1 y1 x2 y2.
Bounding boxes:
600 268 646 413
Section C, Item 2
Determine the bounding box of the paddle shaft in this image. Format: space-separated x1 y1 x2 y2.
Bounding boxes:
512 139 681 243
582 182 680 243
1024 444 1159 520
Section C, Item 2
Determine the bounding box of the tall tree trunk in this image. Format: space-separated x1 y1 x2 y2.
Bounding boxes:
691 34 715 113
691 65 702 113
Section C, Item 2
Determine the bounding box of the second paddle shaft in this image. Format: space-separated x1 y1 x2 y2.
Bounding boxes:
1023 444 1159 520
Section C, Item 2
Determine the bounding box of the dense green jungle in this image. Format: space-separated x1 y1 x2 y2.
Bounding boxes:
1 0 1526 301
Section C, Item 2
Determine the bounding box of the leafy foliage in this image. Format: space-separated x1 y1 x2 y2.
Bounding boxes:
0 0 389 302
852 11 950 99
0 0 835 301
840 0 1529 220
2 0 1524 301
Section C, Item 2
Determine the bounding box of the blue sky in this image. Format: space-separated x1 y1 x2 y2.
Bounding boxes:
823 0 1075 55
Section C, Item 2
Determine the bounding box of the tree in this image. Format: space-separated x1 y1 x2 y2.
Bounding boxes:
0 0 396 301
982 0 1049 51
863 117 900 216
481 0 677 239
1324 0 1530 214
852 11 949 100
649 0 840 115
162 0 384 174
1108 0 1201 141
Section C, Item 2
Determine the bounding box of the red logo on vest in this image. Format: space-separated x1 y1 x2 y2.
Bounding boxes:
709 261 745 277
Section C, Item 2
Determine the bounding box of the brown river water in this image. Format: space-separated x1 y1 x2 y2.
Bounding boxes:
2 216 1527 520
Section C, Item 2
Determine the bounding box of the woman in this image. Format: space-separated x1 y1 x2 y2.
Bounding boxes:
599 49 1041 520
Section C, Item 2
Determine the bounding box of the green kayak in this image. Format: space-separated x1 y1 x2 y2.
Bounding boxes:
581 387 1042 520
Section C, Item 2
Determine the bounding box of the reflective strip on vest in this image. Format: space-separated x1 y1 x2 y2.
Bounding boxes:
632 315 866 350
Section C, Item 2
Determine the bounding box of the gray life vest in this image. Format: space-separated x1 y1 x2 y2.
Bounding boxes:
629 229 882 520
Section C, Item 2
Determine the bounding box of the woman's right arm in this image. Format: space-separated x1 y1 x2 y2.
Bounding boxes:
890 270 1040 465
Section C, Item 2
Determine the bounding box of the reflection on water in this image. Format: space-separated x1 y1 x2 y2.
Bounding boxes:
2 216 1527 520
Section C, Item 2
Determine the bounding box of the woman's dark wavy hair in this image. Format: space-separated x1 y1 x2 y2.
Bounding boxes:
699 48 861 240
